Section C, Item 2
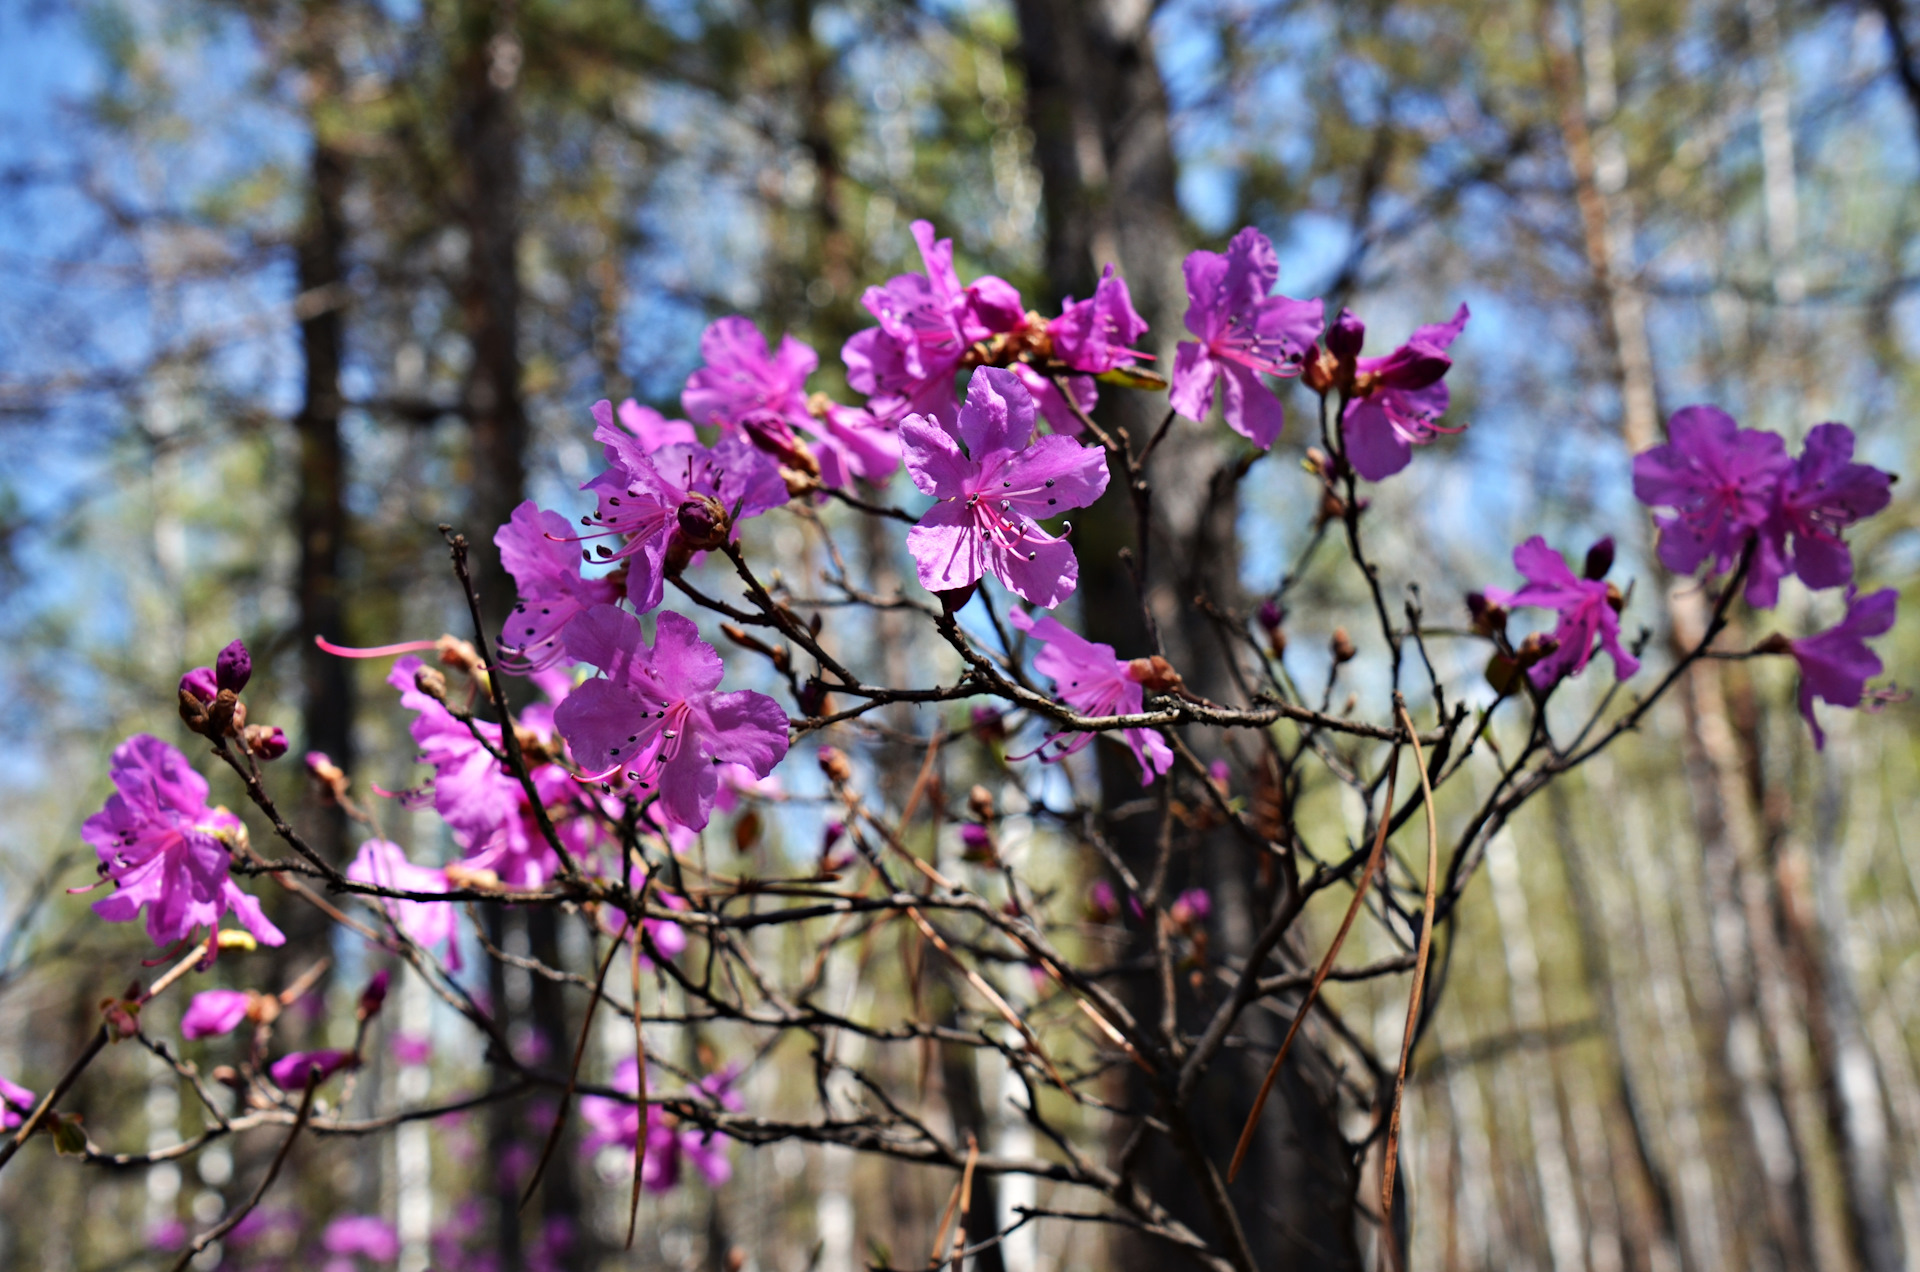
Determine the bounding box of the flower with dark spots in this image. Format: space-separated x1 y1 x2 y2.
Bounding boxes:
81 735 285 949
1747 423 1894 608
1789 588 1897 749
1170 226 1323 448
1632 405 1790 594
1337 304 1470 480
555 607 789 831
1007 607 1174 784
495 500 623 673
1483 536 1639 690
900 368 1108 609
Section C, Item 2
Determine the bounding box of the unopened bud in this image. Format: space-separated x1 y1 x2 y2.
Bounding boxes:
797 677 829 719
178 687 212 734
306 751 349 803
180 666 218 705
1605 581 1625 613
357 970 391 1022
960 822 995 863
1583 536 1616 581
243 724 289 760
1256 600 1284 633
1330 628 1356 664
969 705 1006 741
215 640 252 694
1326 308 1366 362
675 493 730 551
1466 591 1508 638
818 746 852 785
968 784 995 821
1126 655 1185 692
207 688 241 738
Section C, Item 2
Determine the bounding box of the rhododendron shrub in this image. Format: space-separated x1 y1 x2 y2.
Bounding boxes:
16 225 1901 1269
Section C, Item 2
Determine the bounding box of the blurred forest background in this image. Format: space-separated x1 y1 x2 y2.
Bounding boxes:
1 0 1918 1269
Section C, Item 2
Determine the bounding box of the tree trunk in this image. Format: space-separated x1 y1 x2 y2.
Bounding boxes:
1016 3 1357 1265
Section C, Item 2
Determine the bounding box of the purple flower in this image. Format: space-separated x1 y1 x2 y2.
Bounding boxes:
269 1049 354 1089
323 1216 400 1261
181 989 253 1040
813 401 901 487
215 639 252 694
1170 888 1211 927
607 397 697 451
495 501 623 673
1338 305 1470 480
348 839 460 969
1484 537 1640 689
900 367 1109 608
683 317 816 434
81 735 286 949
1009 362 1098 437
1169 227 1324 449
842 221 1028 427
1747 423 1894 608
179 666 218 705
555 607 790 830
582 1061 740 1190
1632 406 1791 594
1086 879 1118 923
1050 265 1150 374
388 658 562 888
1790 588 1897 749
583 416 788 613
0 1073 35 1131
1006 608 1173 784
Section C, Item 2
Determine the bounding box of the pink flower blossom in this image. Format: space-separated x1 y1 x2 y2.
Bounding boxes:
495 501 622 673
1337 305 1470 480
347 839 461 970
387 658 564 888
901 367 1108 608
1170 888 1211 927
1006 608 1174 784
81 735 286 949
1790 588 1897 749
1632 406 1791 594
1747 423 1894 608
180 989 253 1040
0 1072 35 1131
603 397 697 451
581 1060 741 1191
842 221 1028 427
392 1033 432 1066
1169 227 1323 448
1484 536 1640 689
269 1049 354 1089
322 1215 400 1261
583 418 788 613
1050 264 1149 374
555 607 790 830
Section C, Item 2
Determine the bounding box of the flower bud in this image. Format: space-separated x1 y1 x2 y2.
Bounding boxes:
179 687 212 734
968 784 995 821
306 751 349 803
1582 536 1616 581
1126 655 1184 692
1330 628 1357 664
1256 600 1284 633
959 823 995 863
1086 879 1119 924
357 970 391 1022
1326 309 1366 362
797 677 829 719
215 640 252 694
180 666 218 705
675 493 730 551
243 724 289 760
969 705 1006 742
1466 591 1508 638
207 688 241 738
818 746 852 785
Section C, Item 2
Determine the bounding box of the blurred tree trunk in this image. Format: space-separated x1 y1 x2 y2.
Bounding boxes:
1016 3 1357 1266
448 3 583 1261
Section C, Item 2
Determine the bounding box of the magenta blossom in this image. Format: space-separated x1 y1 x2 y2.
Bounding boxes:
181 989 253 1040
1632 406 1791 595
388 658 565 888
1007 608 1174 784
179 665 218 705
1170 226 1324 449
842 220 1027 427
81 735 285 949
583 417 788 613
1170 888 1211 927
581 1060 741 1191
605 397 697 451
901 367 1108 608
322 1215 400 1262
0 1073 35 1131
1050 264 1150 374
348 839 461 969
555 607 789 830
1484 536 1640 689
1789 588 1897 749
1747 423 1894 608
1009 362 1098 437
496 500 623 672
1338 305 1470 480
269 1049 355 1089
